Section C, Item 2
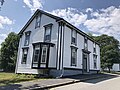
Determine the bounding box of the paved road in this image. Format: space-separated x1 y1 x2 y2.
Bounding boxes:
51 75 120 90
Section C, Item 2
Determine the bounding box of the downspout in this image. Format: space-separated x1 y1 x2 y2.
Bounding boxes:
60 22 65 77
56 21 65 78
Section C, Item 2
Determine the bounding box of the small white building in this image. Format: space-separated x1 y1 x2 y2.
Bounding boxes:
15 9 100 77
112 63 120 71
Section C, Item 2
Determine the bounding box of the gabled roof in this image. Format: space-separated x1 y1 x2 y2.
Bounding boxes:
18 9 62 34
18 9 99 45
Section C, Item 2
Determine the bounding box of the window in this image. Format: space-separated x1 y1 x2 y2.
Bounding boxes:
71 30 77 45
35 14 41 28
44 24 52 42
33 45 40 63
24 31 31 46
71 47 77 66
41 46 48 63
84 37 88 50
21 48 28 64
93 54 97 68
93 43 96 53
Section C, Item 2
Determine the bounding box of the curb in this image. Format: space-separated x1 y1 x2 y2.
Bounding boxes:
31 75 107 90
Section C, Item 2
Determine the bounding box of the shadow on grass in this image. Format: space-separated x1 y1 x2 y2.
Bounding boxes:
63 73 119 84
0 83 49 90
84 74 118 84
0 78 35 85
0 78 36 90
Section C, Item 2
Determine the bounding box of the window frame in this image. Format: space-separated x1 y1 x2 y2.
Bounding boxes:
21 48 28 64
71 46 77 66
84 37 88 50
24 31 31 46
93 54 97 69
32 44 40 64
40 45 48 64
44 23 53 42
35 13 41 29
93 42 96 53
71 29 77 45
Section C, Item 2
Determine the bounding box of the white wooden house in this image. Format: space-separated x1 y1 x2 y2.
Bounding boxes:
15 9 100 77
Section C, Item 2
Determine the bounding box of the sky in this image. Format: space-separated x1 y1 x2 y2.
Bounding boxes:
1 0 120 46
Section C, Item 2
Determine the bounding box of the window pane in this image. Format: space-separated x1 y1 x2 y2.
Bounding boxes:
72 30 76 44
72 57 76 65
72 30 76 38
33 45 40 63
35 15 41 28
41 46 47 63
42 55 46 62
36 16 40 22
22 49 28 64
35 49 39 54
44 26 51 42
71 48 77 66
45 35 50 41
84 38 87 49
24 33 30 46
34 54 39 62
45 27 50 35
93 55 97 68
72 37 76 44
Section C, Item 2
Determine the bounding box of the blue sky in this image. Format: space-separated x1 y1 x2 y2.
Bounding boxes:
1 0 120 45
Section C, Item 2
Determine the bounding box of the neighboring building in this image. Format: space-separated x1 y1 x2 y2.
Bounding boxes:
15 9 100 77
112 63 120 71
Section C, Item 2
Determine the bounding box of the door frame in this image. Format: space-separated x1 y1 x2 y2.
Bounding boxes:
82 49 91 74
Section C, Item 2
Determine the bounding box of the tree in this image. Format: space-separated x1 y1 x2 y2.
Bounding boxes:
0 0 5 10
94 34 120 72
0 32 19 72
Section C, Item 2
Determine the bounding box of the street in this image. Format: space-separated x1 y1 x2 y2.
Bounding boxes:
51 75 120 90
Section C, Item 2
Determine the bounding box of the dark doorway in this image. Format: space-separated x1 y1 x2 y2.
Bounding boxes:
83 53 89 73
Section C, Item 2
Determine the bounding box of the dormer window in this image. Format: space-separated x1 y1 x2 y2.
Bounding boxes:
71 30 77 45
84 37 88 50
35 14 41 28
24 31 31 46
44 24 53 42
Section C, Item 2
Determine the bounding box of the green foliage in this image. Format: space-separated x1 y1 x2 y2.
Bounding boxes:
94 34 120 71
0 32 19 72
0 73 36 86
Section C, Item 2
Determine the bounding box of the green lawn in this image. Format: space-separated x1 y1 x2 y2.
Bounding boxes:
0 72 36 86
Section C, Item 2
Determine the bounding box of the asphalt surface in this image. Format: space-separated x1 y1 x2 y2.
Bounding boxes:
51 75 120 90
0 73 118 90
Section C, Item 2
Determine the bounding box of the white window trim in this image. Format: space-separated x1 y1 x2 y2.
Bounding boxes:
41 46 48 63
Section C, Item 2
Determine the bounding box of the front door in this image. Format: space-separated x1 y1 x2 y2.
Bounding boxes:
83 53 89 73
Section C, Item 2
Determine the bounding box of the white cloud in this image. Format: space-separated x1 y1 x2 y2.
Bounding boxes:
51 6 120 41
51 8 87 27
84 6 120 40
0 16 13 29
22 6 26 8
0 16 13 46
0 34 7 46
23 0 43 13
86 8 93 13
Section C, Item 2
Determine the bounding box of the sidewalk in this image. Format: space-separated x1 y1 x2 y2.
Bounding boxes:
0 73 119 90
